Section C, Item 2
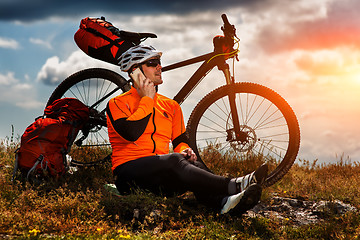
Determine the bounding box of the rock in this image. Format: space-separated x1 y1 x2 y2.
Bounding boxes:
245 196 357 226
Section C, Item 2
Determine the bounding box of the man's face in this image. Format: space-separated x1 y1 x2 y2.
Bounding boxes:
141 58 163 85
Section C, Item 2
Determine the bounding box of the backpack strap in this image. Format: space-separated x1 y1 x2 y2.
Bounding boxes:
27 154 44 180
85 27 124 49
63 119 81 151
61 120 82 172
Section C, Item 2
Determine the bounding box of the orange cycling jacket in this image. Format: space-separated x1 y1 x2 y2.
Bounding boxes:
106 87 190 171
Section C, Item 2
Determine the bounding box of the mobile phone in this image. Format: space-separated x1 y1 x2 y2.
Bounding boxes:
130 68 146 87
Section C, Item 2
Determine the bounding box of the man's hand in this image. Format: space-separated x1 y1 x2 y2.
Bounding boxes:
180 148 197 163
136 76 156 99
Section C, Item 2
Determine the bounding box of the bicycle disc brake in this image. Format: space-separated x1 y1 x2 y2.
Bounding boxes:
226 115 257 152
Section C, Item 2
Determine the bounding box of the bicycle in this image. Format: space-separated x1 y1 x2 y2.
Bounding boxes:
47 14 300 187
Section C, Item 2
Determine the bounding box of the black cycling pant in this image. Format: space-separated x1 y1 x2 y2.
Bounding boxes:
113 153 230 209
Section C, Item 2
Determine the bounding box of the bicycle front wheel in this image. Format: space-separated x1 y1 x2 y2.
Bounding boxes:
187 82 300 187
47 68 131 166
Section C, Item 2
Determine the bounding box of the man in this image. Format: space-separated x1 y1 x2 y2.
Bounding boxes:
106 45 268 215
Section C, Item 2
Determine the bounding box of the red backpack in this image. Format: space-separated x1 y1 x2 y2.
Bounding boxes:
13 98 89 181
74 17 137 65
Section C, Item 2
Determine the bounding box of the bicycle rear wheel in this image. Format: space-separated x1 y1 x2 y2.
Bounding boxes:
187 82 300 187
47 68 131 166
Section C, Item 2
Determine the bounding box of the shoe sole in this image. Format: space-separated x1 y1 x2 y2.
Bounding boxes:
229 184 262 215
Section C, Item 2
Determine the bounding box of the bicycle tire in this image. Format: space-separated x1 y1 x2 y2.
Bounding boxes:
187 82 300 187
47 68 131 167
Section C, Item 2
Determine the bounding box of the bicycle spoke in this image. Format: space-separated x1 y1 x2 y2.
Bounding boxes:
71 84 85 103
255 121 288 131
96 78 100 102
209 102 231 124
218 141 231 152
81 79 88 105
241 94 265 126
244 93 258 126
237 91 244 126
198 122 226 135
258 141 285 159
199 115 226 131
100 79 113 101
261 132 289 139
197 131 226 141
252 101 272 130
221 96 231 117
254 108 281 130
86 79 91 105
197 140 229 151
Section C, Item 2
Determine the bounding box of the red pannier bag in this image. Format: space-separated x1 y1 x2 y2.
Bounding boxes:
13 98 89 182
74 17 137 65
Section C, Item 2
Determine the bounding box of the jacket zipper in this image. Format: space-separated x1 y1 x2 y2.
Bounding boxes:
151 108 156 153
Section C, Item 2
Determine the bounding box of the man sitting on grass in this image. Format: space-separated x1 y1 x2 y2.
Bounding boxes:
106 45 268 215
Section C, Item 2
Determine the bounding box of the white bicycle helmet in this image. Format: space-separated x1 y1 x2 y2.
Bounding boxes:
118 45 162 72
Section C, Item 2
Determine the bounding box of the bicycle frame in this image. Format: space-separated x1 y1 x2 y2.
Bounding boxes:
88 49 243 143
162 51 237 104
162 52 216 104
162 50 242 143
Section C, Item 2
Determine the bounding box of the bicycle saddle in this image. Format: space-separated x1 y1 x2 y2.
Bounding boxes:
119 30 157 40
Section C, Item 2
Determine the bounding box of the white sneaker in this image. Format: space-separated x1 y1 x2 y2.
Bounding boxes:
235 164 268 193
221 184 262 215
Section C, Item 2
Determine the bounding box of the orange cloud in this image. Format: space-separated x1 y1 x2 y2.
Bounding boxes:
295 51 345 76
257 0 360 53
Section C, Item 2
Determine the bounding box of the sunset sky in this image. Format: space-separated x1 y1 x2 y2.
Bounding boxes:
0 0 359 164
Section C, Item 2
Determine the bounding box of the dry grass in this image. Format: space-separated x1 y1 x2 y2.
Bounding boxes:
269 158 360 208
1 138 360 239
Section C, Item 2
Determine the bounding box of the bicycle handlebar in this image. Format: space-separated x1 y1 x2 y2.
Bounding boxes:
221 14 231 27
221 14 236 38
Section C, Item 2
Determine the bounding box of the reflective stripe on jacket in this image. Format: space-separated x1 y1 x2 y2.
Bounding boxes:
106 87 189 171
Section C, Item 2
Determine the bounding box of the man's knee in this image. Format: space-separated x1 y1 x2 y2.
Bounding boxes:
164 153 187 167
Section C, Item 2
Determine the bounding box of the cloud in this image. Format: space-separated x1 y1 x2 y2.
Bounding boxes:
0 72 17 85
295 50 346 76
36 50 119 85
0 72 43 109
0 37 19 49
254 0 360 53
29 38 52 49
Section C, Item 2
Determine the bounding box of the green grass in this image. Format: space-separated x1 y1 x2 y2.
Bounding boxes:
1 138 360 239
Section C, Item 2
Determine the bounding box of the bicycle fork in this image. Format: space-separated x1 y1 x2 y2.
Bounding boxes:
220 63 246 146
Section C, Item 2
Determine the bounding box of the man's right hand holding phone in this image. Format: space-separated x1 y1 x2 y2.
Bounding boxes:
131 68 156 99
